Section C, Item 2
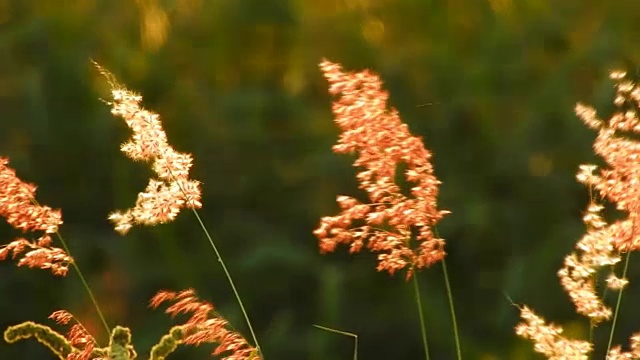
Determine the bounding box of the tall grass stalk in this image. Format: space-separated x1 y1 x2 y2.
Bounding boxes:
412 274 430 360
31 198 111 339
442 258 462 360
188 207 262 355
54 232 110 338
164 162 261 355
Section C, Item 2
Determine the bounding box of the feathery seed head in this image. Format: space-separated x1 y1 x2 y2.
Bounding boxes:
315 60 449 279
0 157 71 275
150 289 260 360
94 64 203 234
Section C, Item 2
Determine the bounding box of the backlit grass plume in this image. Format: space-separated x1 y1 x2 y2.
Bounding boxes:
0 157 70 276
516 70 640 359
314 60 449 279
93 63 202 235
149 289 261 360
94 62 261 356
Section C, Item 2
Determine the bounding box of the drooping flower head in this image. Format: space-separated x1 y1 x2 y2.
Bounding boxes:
515 306 592 359
93 63 202 235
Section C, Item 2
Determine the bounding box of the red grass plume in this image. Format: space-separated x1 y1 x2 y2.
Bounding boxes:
49 310 99 360
0 157 71 276
150 289 260 360
314 60 449 279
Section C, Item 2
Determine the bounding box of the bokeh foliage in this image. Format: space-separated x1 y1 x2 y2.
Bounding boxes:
3 0 640 358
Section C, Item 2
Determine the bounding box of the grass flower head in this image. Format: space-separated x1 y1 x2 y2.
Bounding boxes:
314 60 449 279
94 63 203 235
0 157 71 276
150 289 260 360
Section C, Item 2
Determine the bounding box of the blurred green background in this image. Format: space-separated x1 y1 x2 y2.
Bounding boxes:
3 0 640 358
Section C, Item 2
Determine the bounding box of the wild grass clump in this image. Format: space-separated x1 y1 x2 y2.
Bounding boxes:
3 60 640 360
1 63 258 360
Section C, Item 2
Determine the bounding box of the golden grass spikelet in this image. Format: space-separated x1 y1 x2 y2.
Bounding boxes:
575 70 640 252
607 333 640 359
515 306 592 359
93 62 202 235
314 60 449 279
0 157 71 276
557 202 620 323
517 69 640 358
149 289 260 360
560 70 640 321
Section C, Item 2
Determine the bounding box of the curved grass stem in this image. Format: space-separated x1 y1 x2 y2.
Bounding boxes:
54 232 111 339
189 208 262 356
30 197 110 340
156 139 261 356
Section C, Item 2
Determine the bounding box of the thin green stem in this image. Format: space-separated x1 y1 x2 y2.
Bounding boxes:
432 226 461 359
30 197 110 339
161 159 261 355
412 274 430 360
96 64 256 353
189 208 262 355
441 258 462 360
606 251 631 355
313 324 358 360
53 232 110 338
